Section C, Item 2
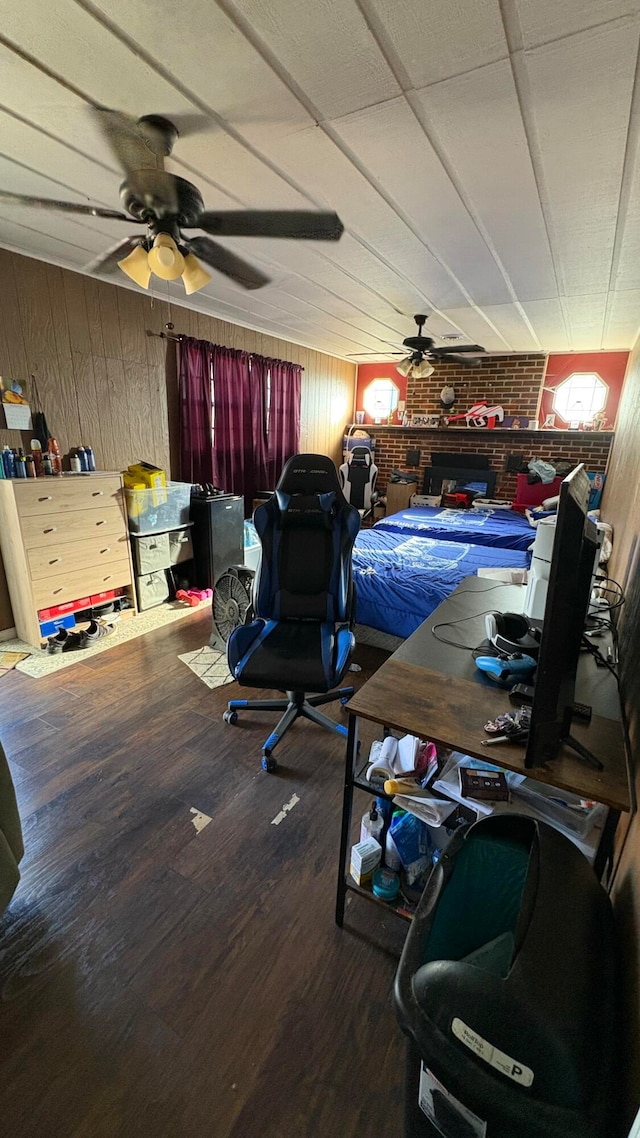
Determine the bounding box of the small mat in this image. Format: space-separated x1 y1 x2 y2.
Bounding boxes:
5 601 211 679
0 651 29 678
179 645 234 689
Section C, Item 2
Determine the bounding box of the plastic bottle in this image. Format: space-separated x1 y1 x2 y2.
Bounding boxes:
84 445 96 472
43 453 53 476
384 810 404 871
70 451 82 473
31 440 44 477
0 453 5 479
25 454 35 478
360 801 384 846
14 449 26 478
77 445 88 472
3 447 15 479
48 438 62 475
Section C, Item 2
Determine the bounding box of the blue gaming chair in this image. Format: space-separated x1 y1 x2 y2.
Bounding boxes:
224 454 361 772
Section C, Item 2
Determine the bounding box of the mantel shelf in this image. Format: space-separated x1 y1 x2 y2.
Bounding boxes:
349 425 614 438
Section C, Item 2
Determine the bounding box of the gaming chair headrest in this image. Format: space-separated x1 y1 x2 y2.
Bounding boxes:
276 453 343 497
348 446 372 468
275 491 336 530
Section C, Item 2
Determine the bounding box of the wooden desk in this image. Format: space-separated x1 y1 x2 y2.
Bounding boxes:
337 578 630 926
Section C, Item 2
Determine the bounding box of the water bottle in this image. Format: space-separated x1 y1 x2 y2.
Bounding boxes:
84 445 96 472
77 446 88 472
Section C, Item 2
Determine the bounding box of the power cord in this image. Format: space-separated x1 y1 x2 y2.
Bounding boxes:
431 608 504 650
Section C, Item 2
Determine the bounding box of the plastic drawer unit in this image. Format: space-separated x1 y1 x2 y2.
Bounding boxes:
394 815 618 1138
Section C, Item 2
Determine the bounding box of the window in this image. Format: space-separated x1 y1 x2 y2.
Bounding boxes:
363 377 399 421
552 372 608 426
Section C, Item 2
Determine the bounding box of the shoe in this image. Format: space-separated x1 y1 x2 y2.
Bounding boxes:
47 628 72 654
79 620 116 649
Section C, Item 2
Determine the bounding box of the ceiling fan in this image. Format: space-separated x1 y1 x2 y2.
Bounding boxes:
350 314 485 376
0 110 344 294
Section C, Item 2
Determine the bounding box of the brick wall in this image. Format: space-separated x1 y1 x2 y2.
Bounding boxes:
405 354 547 419
367 426 614 499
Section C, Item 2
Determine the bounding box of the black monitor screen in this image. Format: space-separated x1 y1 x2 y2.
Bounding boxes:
525 464 599 768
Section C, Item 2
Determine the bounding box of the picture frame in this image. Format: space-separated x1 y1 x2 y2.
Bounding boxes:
410 413 440 429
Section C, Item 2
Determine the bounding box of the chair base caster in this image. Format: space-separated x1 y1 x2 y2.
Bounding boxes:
261 753 278 773
223 710 238 725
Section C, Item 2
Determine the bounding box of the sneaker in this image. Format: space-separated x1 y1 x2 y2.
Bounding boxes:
47 628 71 654
79 619 116 649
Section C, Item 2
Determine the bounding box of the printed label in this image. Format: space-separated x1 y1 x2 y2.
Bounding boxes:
418 1064 487 1137
452 1017 534 1087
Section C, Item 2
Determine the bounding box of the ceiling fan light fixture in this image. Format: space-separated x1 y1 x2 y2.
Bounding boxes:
413 358 435 378
181 253 212 295
117 244 151 289
396 358 412 378
147 233 185 281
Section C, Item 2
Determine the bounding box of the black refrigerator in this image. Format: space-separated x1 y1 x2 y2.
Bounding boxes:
190 494 245 590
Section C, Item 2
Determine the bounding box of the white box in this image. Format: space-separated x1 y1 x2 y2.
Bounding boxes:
349 837 382 885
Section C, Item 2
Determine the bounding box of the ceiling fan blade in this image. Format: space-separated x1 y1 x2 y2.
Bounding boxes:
92 107 165 174
188 236 270 290
436 343 485 354
196 210 344 241
0 190 132 221
434 352 484 367
85 236 146 275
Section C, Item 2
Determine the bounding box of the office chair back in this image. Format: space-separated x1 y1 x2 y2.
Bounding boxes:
339 445 378 516
253 453 359 624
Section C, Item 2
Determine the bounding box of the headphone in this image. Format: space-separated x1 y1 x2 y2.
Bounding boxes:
484 611 541 658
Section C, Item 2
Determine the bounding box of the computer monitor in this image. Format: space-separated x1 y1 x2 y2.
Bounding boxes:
525 464 601 770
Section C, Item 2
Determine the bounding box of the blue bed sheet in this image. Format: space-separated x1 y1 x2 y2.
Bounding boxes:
353 529 530 638
374 505 535 552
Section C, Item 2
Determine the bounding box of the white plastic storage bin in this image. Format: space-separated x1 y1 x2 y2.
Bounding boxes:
243 520 261 572
126 481 192 534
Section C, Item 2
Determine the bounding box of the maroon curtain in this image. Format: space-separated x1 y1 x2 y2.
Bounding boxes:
212 346 268 511
179 337 214 484
266 359 302 487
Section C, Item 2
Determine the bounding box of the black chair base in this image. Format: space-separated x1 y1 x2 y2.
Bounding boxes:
224 687 354 772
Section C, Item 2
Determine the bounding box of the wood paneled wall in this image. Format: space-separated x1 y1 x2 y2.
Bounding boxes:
602 337 640 1129
0 249 356 631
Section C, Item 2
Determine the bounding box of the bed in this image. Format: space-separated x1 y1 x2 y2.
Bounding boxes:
353 529 531 639
374 505 535 552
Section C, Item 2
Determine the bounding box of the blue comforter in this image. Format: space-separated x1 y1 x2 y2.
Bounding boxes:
353 529 530 638
374 505 535 552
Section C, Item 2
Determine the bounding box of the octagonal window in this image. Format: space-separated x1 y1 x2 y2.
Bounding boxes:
363 377 399 421
552 372 608 425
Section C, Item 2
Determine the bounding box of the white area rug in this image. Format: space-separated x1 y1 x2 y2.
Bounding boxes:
5 601 211 679
179 645 234 689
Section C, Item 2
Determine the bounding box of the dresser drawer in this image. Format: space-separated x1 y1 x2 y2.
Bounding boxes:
28 534 131 581
20 506 126 550
33 559 132 609
14 476 123 517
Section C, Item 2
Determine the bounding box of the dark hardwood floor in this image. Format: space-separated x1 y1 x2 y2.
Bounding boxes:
0 611 406 1137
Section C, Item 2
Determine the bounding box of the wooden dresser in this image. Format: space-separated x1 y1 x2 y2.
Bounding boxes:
0 472 136 647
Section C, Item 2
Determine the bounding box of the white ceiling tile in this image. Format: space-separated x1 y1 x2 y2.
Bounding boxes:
416 59 558 302
438 307 515 351
363 0 507 87
224 0 400 119
0 218 97 264
524 21 637 296
602 289 640 348
479 304 543 351
515 0 640 49
330 98 512 305
520 298 569 351
564 293 608 346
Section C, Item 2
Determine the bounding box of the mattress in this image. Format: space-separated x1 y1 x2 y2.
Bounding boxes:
353 529 530 639
374 505 535 552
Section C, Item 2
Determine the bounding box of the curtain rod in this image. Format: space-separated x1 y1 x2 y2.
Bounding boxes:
149 330 304 368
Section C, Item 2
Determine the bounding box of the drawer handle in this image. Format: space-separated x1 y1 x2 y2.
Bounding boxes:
96 520 107 526
92 491 104 497
100 547 111 554
53 587 63 595
103 575 112 582
43 527 57 534
49 557 62 565
39 495 53 502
